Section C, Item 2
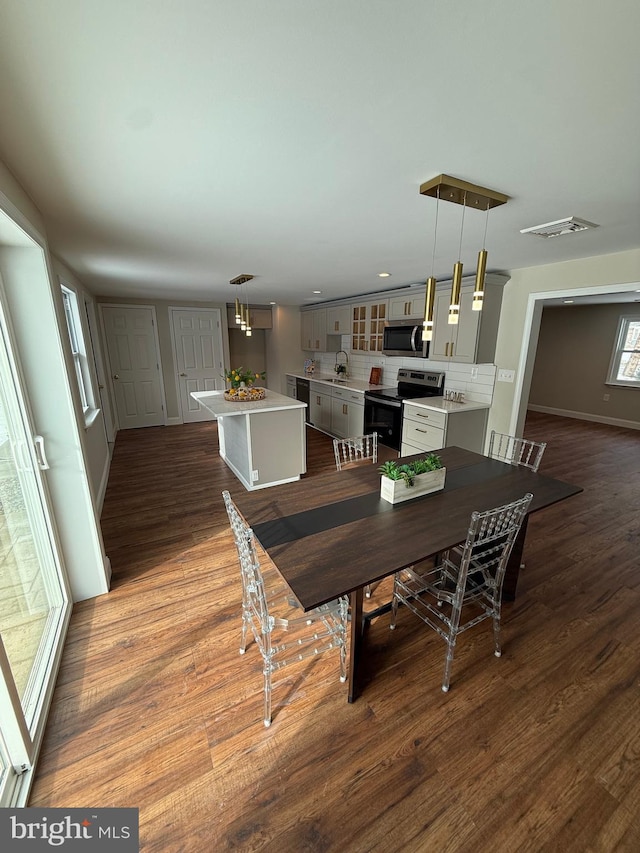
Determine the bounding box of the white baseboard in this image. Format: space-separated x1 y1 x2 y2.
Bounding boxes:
96 452 112 513
527 404 640 431
165 416 183 426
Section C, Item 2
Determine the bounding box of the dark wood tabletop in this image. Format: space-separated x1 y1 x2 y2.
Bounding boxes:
233 446 582 610
233 445 582 701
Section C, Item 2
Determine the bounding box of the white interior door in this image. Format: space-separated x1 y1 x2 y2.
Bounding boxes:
171 308 224 423
101 305 165 429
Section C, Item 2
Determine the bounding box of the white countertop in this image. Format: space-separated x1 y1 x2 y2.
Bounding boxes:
192 389 306 417
405 396 490 414
287 373 394 393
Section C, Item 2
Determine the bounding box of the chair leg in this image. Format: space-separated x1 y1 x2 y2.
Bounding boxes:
239 610 249 654
492 607 502 658
442 634 456 692
389 581 399 629
365 580 381 598
263 664 272 727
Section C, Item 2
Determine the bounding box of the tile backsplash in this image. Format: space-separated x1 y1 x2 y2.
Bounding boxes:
314 337 496 404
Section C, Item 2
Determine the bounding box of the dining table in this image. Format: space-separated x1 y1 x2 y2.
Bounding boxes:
232 446 582 702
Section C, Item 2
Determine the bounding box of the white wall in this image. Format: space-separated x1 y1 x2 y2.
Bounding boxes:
0 159 110 601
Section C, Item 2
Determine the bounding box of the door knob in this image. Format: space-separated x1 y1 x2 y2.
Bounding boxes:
180 372 187 377
113 374 119 380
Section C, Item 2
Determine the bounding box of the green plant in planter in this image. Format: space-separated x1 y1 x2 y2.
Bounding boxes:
378 454 443 488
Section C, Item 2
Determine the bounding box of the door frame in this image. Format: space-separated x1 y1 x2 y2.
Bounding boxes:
510 280 640 436
98 303 168 431
168 306 224 423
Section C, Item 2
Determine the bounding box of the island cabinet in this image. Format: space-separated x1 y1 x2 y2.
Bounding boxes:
192 390 307 490
430 273 508 364
351 298 388 353
401 400 489 456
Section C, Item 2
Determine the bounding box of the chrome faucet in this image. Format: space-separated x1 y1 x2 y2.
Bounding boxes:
334 350 349 377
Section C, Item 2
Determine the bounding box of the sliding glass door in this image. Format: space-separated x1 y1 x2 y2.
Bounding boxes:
0 280 70 805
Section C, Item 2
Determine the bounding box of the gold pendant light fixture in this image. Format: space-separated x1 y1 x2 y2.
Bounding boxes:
422 185 439 341
420 175 509 325
230 274 255 337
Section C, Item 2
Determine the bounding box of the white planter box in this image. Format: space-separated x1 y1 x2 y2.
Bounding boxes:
380 468 446 504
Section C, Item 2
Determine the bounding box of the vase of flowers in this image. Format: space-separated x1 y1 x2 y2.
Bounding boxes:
223 367 267 401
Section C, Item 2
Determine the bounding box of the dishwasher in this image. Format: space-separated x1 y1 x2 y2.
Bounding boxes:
296 377 311 423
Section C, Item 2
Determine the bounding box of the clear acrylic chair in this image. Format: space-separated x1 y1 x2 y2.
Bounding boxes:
333 432 378 471
334 432 379 597
488 430 547 472
222 490 348 727
389 493 533 692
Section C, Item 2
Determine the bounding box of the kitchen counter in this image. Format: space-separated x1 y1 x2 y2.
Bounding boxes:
287 373 394 393
406 396 490 414
192 389 306 490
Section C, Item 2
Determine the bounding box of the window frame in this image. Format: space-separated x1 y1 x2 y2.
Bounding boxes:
60 284 100 423
606 314 640 389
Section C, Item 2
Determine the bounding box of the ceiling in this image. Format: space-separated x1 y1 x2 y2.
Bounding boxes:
0 1 638 307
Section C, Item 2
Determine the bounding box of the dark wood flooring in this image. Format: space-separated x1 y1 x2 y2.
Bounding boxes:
28 415 640 852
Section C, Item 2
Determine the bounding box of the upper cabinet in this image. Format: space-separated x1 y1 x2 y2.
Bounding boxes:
301 307 336 352
430 274 508 364
351 298 388 354
326 304 351 335
388 292 425 321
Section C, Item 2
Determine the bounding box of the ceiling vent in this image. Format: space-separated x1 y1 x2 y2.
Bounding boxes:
520 217 599 238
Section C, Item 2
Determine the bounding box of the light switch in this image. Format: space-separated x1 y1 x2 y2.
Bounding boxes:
497 369 515 383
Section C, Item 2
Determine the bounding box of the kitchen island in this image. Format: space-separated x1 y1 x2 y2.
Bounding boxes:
192 389 307 490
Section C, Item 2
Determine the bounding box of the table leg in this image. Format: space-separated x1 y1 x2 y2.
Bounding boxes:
347 588 364 702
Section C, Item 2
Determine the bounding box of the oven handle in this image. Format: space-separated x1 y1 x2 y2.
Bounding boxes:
364 394 402 409
410 325 419 352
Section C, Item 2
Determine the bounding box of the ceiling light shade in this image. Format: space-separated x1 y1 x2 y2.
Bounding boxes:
234 297 242 323
449 262 463 325
473 249 488 311
423 276 436 340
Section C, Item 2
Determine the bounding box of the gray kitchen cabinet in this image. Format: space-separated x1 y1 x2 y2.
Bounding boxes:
388 292 425 321
310 382 332 432
226 305 272 329
301 307 336 352
350 298 388 354
326 304 351 335
285 374 297 399
401 401 489 455
430 273 507 364
330 386 364 438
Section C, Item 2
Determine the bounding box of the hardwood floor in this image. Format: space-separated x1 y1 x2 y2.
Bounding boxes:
29 416 640 852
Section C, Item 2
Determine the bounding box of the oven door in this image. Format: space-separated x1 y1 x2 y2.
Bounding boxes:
364 394 402 451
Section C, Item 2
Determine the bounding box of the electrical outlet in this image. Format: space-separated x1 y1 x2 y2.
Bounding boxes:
497 369 515 383
603 393 610 401
251 470 259 481
470 367 478 380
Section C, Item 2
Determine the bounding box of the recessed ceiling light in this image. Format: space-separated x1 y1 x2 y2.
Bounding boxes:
269 301 276 305
312 290 322 294
378 272 391 278
563 299 574 304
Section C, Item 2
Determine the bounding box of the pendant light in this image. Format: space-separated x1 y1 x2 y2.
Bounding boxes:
419 175 509 325
422 186 439 341
229 275 254 335
448 192 467 325
473 203 490 311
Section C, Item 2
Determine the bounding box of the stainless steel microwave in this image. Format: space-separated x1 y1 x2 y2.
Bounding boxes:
382 319 428 358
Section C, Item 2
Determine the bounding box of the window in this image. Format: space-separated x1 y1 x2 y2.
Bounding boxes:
60 285 97 417
607 315 640 388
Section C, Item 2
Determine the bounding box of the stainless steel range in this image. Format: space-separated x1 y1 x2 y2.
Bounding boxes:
364 368 445 451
